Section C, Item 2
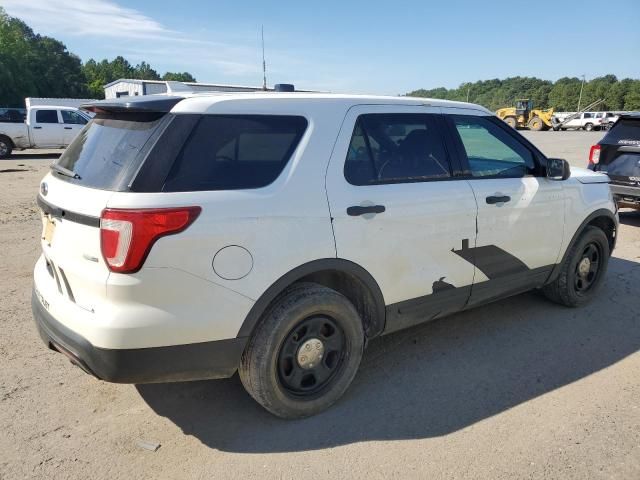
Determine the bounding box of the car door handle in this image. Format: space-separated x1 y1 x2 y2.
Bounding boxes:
64 127 72 130
33 126 42 129
347 205 386 216
486 195 511 205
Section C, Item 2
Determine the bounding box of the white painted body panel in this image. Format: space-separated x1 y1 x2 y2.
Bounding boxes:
32 93 616 352
325 104 477 305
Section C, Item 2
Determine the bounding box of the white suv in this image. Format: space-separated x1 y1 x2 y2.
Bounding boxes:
32 93 618 418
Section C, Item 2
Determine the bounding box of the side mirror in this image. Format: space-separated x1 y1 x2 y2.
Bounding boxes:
546 158 571 181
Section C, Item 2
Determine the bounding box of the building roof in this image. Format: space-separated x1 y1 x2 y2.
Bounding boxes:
103 78 264 90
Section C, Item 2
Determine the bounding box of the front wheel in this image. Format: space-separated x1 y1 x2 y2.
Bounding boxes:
542 226 610 307
584 123 594 132
239 282 364 418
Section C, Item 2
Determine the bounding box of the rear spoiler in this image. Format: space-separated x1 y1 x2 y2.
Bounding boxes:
81 95 184 114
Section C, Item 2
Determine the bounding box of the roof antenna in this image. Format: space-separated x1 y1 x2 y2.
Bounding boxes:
261 25 267 91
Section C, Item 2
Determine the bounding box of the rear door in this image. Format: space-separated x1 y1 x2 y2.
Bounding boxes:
598 118 640 188
30 109 64 147
60 109 89 145
326 105 478 333
443 110 565 306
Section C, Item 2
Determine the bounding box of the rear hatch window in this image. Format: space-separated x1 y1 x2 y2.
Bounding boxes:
599 118 640 183
53 112 170 191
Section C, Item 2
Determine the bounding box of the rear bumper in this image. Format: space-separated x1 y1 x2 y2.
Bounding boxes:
32 288 247 383
610 183 640 204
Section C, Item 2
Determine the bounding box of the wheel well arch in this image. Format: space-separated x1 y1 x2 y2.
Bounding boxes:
0 134 14 148
587 213 616 252
548 209 617 282
237 259 386 340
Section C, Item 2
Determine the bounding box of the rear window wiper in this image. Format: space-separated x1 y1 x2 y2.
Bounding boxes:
50 163 81 180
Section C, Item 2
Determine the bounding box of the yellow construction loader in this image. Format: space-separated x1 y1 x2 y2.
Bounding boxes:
495 99 554 131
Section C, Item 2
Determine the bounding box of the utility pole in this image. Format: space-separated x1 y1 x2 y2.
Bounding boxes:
466 84 471 102
261 26 267 91
577 74 585 112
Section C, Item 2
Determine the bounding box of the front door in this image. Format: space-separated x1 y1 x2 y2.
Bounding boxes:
326 105 478 333
444 111 565 306
31 109 64 147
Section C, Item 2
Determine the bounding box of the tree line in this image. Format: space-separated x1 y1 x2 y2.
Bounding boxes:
0 7 196 106
407 75 640 112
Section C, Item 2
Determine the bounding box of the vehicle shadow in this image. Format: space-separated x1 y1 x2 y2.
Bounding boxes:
136 257 640 453
619 209 640 227
5 152 61 160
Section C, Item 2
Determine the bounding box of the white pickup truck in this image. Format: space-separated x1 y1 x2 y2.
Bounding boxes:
0 105 91 158
554 112 604 131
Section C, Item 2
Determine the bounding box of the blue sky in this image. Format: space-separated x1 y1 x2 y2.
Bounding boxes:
3 0 639 94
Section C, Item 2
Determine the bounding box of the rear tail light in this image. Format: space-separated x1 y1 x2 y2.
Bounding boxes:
589 145 601 165
100 207 201 273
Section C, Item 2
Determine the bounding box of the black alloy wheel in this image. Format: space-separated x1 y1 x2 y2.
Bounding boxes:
278 315 346 397
574 242 601 294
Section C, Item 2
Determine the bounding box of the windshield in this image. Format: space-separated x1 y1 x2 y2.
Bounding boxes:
54 112 168 190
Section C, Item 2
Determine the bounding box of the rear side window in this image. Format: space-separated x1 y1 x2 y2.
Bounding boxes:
163 115 307 192
35 110 59 123
344 113 451 185
451 115 535 178
61 110 88 125
604 119 640 145
54 112 168 190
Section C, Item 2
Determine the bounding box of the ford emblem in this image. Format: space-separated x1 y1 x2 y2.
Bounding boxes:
40 182 48 196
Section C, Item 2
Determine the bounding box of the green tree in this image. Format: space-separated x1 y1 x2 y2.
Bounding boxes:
623 80 640 110
162 72 196 82
0 7 87 106
134 61 161 80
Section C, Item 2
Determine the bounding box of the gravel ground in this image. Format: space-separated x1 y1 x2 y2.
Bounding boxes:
1 132 639 479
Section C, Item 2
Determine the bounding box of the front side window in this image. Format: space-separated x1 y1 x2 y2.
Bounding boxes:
35 110 59 124
452 115 535 178
61 110 88 125
163 115 308 192
344 113 451 185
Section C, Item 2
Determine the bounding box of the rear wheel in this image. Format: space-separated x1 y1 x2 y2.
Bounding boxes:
528 116 544 131
239 282 364 418
542 226 609 307
0 136 13 159
504 117 518 129
584 122 594 132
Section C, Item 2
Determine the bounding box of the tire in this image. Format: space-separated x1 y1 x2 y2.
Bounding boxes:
0 136 13 159
239 282 365 419
528 116 544 131
504 117 518 129
584 123 594 132
542 226 610 307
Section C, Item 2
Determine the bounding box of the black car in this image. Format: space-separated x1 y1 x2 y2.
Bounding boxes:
589 113 640 209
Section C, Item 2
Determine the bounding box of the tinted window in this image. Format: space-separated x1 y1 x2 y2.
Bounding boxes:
0 108 25 123
584 113 592 119
54 112 168 190
35 110 59 123
452 115 535 178
604 119 640 144
163 115 307 192
61 110 88 125
344 114 450 185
